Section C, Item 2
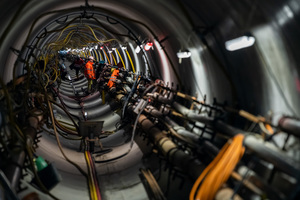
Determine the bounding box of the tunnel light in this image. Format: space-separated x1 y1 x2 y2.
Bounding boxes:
283 5 294 18
144 42 153 51
135 45 141 53
177 50 191 58
225 36 255 51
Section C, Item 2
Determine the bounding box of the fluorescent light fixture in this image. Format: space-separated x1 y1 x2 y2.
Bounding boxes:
177 50 191 58
135 45 141 53
283 5 294 18
225 36 255 51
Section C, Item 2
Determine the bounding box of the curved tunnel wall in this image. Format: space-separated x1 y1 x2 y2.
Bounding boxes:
1 0 300 199
1 0 299 118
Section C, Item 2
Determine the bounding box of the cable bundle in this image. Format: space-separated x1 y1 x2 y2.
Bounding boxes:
190 134 245 200
85 150 101 200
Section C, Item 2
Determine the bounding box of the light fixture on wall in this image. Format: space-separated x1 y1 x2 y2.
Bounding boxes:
177 50 191 58
135 45 141 53
177 49 191 64
225 35 255 51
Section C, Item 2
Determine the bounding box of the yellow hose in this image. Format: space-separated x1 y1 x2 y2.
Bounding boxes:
98 49 104 61
190 134 245 200
116 49 126 69
111 52 117 65
125 49 135 73
102 49 111 64
93 49 99 62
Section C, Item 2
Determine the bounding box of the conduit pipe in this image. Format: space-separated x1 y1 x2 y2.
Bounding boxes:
278 117 300 138
138 114 204 179
172 102 300 177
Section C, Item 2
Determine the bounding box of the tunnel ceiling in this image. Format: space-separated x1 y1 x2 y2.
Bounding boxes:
1 0 300 116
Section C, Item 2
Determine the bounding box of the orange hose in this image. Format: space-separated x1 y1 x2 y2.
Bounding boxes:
190 134 245 200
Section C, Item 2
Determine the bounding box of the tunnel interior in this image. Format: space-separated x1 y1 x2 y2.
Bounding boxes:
1 0 300 200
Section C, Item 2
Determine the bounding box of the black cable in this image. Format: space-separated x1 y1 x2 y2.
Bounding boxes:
140 168 166 200
121 76 141 119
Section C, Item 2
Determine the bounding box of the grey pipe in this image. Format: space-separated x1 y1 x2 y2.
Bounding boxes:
164 116 199 142
138 114 204 179
244 135 300 177
278 117 300 137
172 102 300 177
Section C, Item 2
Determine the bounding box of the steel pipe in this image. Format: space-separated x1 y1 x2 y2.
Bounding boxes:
278 117 300 138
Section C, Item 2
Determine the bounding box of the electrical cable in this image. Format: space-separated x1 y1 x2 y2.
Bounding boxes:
54 117 78 135
25 142 59 200
115 49 126 69
121 75 141 118
47 99 88 178
190 134 245 200
87 150 101 200
111 52 117 65
140 168 166 200
49 99 80 133
41 126 82 140
95 98 149 163
125 49 135 73
0 77 16 126
85 150 96 200
102 48 111 64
